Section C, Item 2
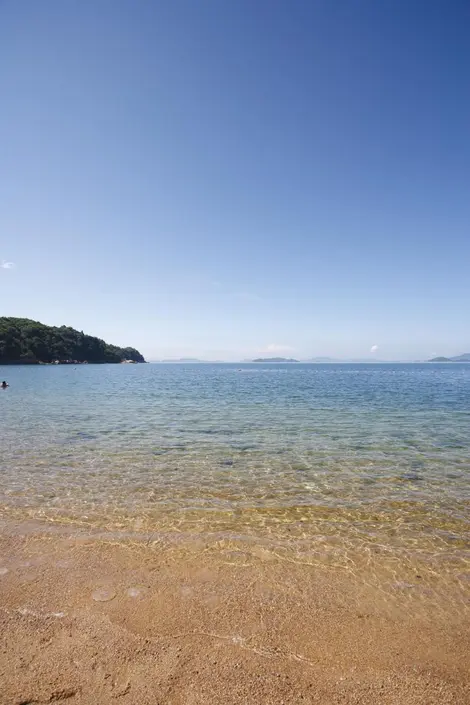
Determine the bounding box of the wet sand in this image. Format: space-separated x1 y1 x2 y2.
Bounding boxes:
0 521 469 705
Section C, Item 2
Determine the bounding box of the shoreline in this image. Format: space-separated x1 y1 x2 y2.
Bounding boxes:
1 518 469 704
1 502 468 584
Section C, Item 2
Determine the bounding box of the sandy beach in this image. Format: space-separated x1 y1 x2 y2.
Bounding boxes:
3 0 470 698
1 520 469 705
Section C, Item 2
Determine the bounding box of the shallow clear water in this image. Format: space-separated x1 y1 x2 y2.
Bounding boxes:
1 363 469 572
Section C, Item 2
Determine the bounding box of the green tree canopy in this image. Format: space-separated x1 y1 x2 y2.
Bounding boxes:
0 318 145 364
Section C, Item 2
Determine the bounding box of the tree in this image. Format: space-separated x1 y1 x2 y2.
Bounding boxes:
0 318 146 364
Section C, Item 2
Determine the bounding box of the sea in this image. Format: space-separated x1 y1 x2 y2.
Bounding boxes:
1 362 469 584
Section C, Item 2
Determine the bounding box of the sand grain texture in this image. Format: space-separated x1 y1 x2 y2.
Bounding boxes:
0 530 469 705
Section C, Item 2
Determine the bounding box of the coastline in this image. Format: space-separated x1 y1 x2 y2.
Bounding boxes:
2 362 470 703
0 359 146 365
1 517 469 704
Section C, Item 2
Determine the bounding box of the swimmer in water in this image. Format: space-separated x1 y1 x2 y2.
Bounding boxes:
1 381 9 389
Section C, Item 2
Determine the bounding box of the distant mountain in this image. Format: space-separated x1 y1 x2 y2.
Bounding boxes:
428 353 470 362
252 357 299 363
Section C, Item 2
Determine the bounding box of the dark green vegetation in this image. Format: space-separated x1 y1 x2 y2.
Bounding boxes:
252 357 299 363
0 318 145 364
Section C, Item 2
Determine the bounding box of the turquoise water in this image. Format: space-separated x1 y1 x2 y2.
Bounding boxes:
1 363 469 570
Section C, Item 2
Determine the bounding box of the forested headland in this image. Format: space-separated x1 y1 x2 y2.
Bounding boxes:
0 318 145 364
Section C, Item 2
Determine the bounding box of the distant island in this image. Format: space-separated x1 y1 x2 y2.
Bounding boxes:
252 357 299 363
0 317 145 365
428 354 470 362
252 357 382 363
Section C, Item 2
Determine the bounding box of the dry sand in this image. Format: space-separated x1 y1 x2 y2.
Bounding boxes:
0 521 469 705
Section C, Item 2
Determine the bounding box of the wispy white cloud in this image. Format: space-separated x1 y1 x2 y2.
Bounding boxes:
370 344 379 353
1 260 15 270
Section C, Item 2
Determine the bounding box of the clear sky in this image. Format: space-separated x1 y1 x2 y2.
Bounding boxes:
1 1 469 361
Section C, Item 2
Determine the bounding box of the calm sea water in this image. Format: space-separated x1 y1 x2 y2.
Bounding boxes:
1 363 469 573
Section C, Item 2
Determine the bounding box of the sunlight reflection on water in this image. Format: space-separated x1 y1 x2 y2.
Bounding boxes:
1 362 469 578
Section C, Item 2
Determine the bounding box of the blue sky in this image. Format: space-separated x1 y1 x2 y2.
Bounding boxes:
1 1 469 360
